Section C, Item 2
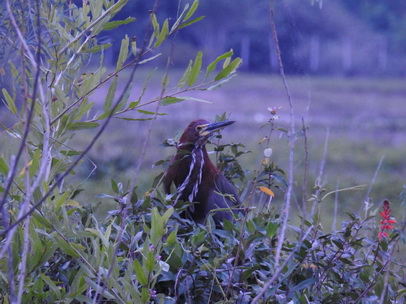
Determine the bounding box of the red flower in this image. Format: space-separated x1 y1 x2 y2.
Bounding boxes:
378 200 396 241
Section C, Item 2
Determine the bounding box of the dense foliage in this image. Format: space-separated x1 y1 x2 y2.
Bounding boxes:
0 0 405 303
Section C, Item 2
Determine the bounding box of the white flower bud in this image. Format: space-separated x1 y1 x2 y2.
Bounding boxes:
264 148 273 158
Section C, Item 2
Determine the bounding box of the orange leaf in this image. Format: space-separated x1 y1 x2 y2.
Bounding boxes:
259 186 274 197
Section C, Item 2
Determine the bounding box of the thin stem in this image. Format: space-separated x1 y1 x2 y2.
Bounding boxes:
301 117 309 220
269 7 295 267
311 127 330 215
332 180 339 231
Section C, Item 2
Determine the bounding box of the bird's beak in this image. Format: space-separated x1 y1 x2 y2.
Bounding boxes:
201 120 235 136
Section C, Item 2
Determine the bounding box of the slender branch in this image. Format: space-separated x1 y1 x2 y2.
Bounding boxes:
310 127 330 215
332 180 339 231
269 7 295 266
360 155 385 214
301 117 309 220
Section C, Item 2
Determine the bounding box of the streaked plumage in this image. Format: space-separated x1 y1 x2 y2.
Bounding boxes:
163 119 242 224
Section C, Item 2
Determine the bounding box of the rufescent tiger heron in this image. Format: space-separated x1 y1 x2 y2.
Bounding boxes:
163 119 242 224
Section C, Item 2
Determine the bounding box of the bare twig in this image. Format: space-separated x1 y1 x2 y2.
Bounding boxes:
269 7 295 266
301 117 309 221
332 180 339 231
359 155 385 215
310 127 330 215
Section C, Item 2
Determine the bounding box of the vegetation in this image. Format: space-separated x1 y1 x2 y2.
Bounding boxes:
0 0 405 303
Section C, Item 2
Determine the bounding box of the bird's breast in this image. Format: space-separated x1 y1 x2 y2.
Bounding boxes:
174 148 207 202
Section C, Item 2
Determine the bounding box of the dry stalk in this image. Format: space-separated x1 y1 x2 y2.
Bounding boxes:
269 7 295 267
310 127 330 216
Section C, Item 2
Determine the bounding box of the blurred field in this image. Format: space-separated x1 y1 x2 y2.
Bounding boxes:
2 71 405 226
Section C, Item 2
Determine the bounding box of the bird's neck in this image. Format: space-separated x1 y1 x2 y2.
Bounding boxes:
176 143 216 171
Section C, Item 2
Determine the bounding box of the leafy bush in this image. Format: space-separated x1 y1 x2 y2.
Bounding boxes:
0 1 405 303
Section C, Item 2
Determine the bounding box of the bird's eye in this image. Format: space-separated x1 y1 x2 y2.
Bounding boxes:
196 126 202 131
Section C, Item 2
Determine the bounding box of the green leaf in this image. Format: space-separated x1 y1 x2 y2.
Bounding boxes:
177 60 192 88
154 18 169 47
39 274 62 299
104 76 118 112
150 12 160 37
129 101 140 109
215 57 242 81
55 191 70 213
184 0 199 21
103 17 135 31
181 96 211 103
111 179 119 194
117 117 153 121
160 97 185 106
162 207 174 223
165 228 178 246
205 50 234 78
290 278 317 292
2 88 17 114
133 259 148 286
138 53 162 65
146 251 155 272
266 222 278 238
178 16 205 29
207 74 237 90
141 287 150 303
68 122 99 130
107 0 128 16
75 101 94 121
170 3 190 33
54 235 80 258
188 51 202 86
116 35 129 71
0 157 9 175
81 44 112 53
137 110 166 116
61 150 82 156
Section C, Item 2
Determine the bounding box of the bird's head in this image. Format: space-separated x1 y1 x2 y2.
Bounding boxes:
179 119 235 148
